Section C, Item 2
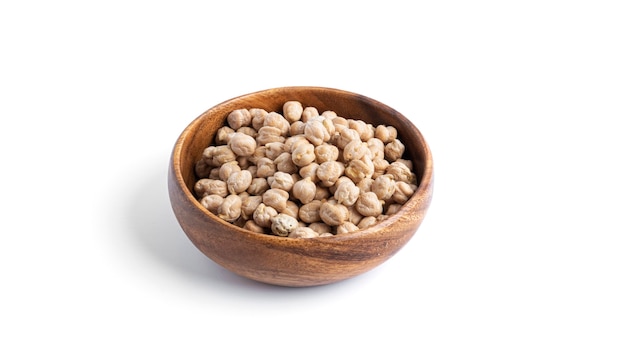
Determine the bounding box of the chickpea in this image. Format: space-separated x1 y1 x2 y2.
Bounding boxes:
195 159 211 178
355 192 384 217
217 194 242 222
194 178 228 198
290 120 306 136
314 144 339 164
304 120 330 146
336 222 359 234
237 126 257 138
317 161 345 187
288 227 319 238
367 138 385 160
298 162 319 183
227 169 252 194
314 185 331 201
244 219 265 233
268 171 294 192
309 222 331 235
342 140 368 162
345 159 374 184
218 161 241 181
250 108 268 131
241 195 263 220
357 216 378 229
392 181 417 204
283 101 304 123
283 201 300 219
271 213 298 236
371 174 396 201
385 138 405 161
256 126 285 146
263 112 290 136
301 106 319 122
335 128 361 150
356 177 374 193
372 158 390 179
212 145 237 166
215 126 235 145
227 109 252 130
253 203 278 228
333 179 360 206
200 194 223 214
319 201 349 226
385 203 403 216
386 161 415 183
375 125 397 143
299 200 322 223
255 157 276 178
292 177 316 204
262 188 290 212
274 152 298 174
291 142 316 167
264 141 285 160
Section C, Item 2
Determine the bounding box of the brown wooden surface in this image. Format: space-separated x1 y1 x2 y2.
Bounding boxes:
168 86 434 287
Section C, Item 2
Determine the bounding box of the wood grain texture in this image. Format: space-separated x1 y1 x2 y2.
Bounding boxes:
168 86 434 287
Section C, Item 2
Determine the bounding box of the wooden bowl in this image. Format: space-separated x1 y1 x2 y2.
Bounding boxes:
168 86 434 287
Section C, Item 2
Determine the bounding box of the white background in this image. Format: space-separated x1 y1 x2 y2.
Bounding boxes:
1 1 625 351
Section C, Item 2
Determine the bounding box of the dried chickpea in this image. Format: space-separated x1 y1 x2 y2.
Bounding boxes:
256 157 276 178
274 152 298 174
301 106 319 122
283 101 303 123
253 203 278 228
335 128 361 150
247 145 266 164
367 138 385 160
336 222 359 234
218 161 241 181
304 120 330 146
256 126 285 146
200 194 223 213
268 171 294 192
292 177 316 204
372 174 396 201
372 158 390 179
385 203 403 216
195 159 211 178
309 222 331 234
357 216 378 229
318 232 334 237
317 161 345 187
345 159 374 183
385 138 405 161
217 194 242 222
201 146 217 166
288 227 319 238
343 140 368 162
392 181 417 204
263 112 290 136
375 125 397 143
237 126 257 138
244 220 265 233
227 109 251 130
299 200 322 223
208 167 221 180
241 195 263 220
250 108 268 131
227 132 257 157
386 161 415 183
283 201 300 219
348 119 370 141
319 201 349 226
292 142 315 167
262 188 290 212
290 120 306 135
236 155 251 169
321 110 337 119
347 206 363 225
284 135 308 153
264 142 285 160
271 213 298 236
333 179 360 206
227 170 252 194
314 144 339 164
194 178 228 198
212 145 237 166
314 185 331 201
298 162 319 183
215 126 235 145
356 177 374 193
355 192 384 217
246 165 257 178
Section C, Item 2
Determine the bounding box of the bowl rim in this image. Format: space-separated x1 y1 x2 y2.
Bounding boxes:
170 85 434 243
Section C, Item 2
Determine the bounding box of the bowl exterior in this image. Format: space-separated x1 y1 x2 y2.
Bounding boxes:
168 87 434 287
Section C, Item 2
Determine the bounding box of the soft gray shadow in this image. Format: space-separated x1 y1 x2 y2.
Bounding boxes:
124 160 362 296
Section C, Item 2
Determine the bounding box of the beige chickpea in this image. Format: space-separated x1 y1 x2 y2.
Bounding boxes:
292 177 316 204
241 195 263 220
345 159 374 184
321 110 337 119
227 132 257 157
227 170 252 194
329 176 352 194
247 177 269 195
336 222 359 235
264 141 285 160
262 188 290 212
268 171 294 192
309 222 331 235
237 126 257 137
375 125 397 143
317 161 345 187
319 232 334 237
357 216 378 229
274 152 298 174
342 140 368 162
283 101 303 123
372 158 390 179
298 200 322 223
321 117 336 137
263 112 290 136
392 181 418 204
255 157 276 178
355 192 384 217
218 161 241 181
298 162 319 183
347 205 363 225
288 227 319 239
215 126 235 145
332 116 349 129
385 203 403 216
246 165 257 178
283 201 300 219
217 194 242 222
227 108 251 130
250 108 268 131
333 179 360 206
212 145 237 166
247 145 266 164
253 203 278 228
290 120 306 135
284 135 308 153
314 185 331 201
271 213 298 236
195 159 211 178
335 128 361 150
386 161 415 183
301 106 319 122
372 174 396 201
194 178 228 198
291 142 315 167
314 144 339 164
256 126 285 146
208 167 221 180
356 177 374 193
201 146 217 166
200 194 223 214
237 156 251 169
385 138 405 161
347 119 371 141
243 220 265 233
319 201 349 226
367 138 385 160
304 120 330 146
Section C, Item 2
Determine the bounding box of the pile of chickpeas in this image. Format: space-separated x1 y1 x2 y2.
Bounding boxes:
193 101 418 238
